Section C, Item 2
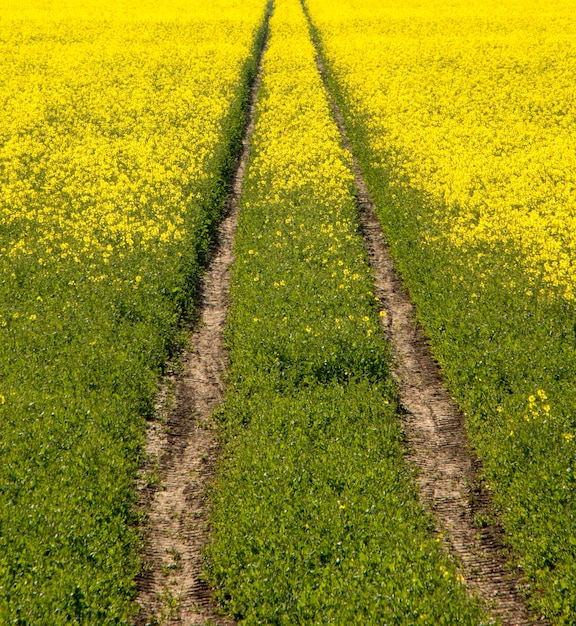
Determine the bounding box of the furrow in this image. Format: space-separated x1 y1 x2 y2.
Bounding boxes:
303 6 540 625
133 11 270 625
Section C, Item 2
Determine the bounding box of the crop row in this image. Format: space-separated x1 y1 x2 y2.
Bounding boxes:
207 0 486 622
305 0 576 621
0 2 267 621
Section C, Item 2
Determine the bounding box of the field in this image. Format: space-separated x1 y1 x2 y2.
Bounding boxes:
1 0 575 623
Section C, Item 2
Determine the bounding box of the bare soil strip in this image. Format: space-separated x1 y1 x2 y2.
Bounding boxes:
307 30 541 626
134 27 268 626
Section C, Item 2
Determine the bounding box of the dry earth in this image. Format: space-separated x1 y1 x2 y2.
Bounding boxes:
133 21 269 625
306 12 543 625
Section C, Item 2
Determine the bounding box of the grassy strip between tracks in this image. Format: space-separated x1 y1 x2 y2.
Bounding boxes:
207 0 486 622
304 0 576 621
0 3 267 622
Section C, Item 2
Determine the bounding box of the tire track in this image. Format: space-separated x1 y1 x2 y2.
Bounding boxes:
302 6 542 624
133 14 270 625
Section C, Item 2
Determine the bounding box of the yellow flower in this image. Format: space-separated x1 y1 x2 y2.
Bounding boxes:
307 0 576 301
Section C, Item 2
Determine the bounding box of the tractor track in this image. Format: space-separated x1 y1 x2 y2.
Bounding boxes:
304 7 543 624
134 0 544 621
133 15 269 625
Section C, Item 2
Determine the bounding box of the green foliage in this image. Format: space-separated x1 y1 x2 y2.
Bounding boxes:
211 385 484 624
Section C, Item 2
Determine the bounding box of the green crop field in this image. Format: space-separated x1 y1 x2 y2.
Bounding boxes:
1 0 576 622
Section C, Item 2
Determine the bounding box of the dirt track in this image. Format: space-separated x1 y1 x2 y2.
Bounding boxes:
305 11 541 625
133 21 268 625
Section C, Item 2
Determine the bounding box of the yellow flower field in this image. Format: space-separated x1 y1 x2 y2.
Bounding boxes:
4 0 576 620
307 0 576 299
0 0 265 269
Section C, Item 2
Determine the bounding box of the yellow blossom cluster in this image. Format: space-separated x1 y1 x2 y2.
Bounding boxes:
306 0 576 299
0 0 260 22
0 0 265 268
523 388 551 422
248 0 355 209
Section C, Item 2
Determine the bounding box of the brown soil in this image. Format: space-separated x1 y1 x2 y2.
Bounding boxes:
358 198 540 625
133 25 268 626
308 24 545 626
